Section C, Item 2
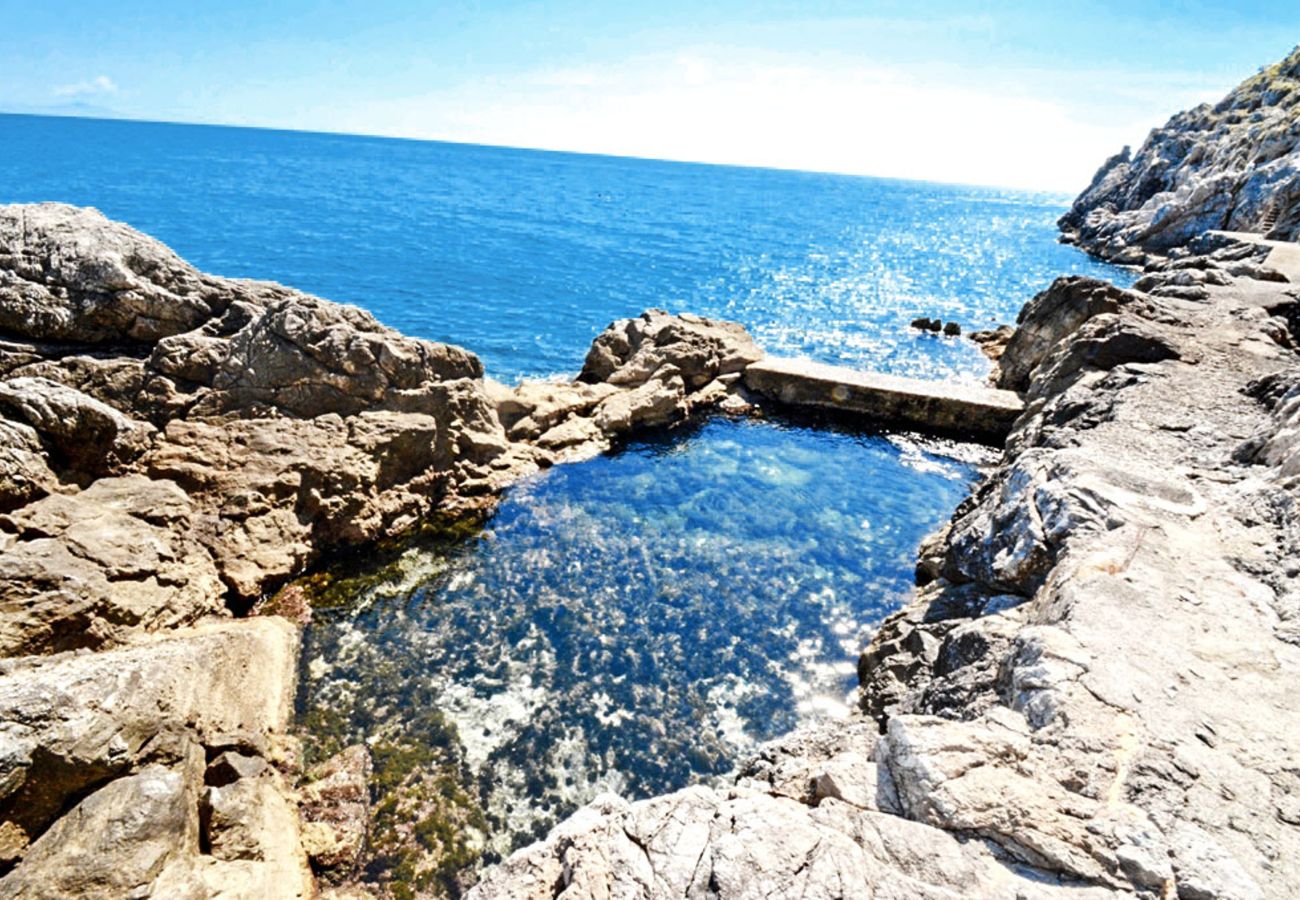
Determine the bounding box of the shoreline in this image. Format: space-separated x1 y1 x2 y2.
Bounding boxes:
3 45 1300 898
3 202 1297 899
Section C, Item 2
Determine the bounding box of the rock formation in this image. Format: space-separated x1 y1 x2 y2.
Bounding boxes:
6 44 1300 895
1061 46 1300 261
0 203 765 897
465 46 1300 896
468 232 1300 900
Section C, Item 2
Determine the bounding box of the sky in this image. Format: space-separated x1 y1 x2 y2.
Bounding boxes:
2 1 1298 191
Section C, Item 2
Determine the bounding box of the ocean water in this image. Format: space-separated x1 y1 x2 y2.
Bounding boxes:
0 113 1125 383
296 417 990 869
1 114 1128 886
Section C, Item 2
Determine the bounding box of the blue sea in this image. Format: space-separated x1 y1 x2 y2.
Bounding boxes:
1 113 1128 876
0 113 1122 384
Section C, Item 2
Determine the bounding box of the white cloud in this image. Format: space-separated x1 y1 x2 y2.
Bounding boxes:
53 74 118 99
309 49 1219 192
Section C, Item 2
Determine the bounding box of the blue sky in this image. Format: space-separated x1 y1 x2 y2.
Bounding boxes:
2 1 1298 189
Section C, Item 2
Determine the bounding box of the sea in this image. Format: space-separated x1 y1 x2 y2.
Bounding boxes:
0 113 1122 383
0 112 1129 878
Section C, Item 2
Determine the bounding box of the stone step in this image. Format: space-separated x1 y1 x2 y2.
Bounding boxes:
743 357 1023 444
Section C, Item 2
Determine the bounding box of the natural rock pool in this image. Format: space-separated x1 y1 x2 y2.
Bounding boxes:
294 413 989 884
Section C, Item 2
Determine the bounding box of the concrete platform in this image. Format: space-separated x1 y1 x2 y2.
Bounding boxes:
743 357 1024 444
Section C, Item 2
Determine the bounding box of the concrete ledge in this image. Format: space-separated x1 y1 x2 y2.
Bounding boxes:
743 357 1023 444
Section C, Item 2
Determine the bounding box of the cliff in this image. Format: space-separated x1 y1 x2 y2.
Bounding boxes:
1061 46 1300 261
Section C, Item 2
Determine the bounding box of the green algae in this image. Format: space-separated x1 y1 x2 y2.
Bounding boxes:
292 511 493 898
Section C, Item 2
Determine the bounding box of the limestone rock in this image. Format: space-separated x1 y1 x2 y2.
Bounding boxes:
0 618 298 878
145 411 465 598
1061 46 1300 256
996 277 1153 393
579 309 763 389
0 475 225 655
0 376 154 477
470 774 1116 900
0 761 206 899
0 419 55 512
0 203 273 344
592 370 686 433
191 295 484 419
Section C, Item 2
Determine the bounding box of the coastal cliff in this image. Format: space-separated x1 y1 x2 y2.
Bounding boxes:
1061 46 1300 261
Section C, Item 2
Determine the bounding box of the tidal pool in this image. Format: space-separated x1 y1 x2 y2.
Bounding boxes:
295 414 988 884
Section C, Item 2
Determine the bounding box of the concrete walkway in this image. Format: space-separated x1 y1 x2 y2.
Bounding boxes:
1208 230 1300 281
743 357 1023 444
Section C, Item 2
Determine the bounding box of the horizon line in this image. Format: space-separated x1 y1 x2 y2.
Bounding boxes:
0 108 1084 198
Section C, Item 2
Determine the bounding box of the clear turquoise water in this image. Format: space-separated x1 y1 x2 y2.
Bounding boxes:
1 114 1125 869
0 113 1125 383
299 416 989 857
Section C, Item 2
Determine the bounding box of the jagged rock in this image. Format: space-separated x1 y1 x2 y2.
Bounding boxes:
1061 46 1300 256
996 277 1153 392
968 325 1015 367
0 376 154 477
204 768 307 868
469 775 1115 900
592 370 686 432
0 761 207 899
1238 371 1300 477
0 475 225 655
579 309 762 389
0 617 298 879
208 751 270 787
1025 313 1182 400
0 419 55 512
489 379 618 441
0 203 305 344
189 295 484 419
145 409 496 598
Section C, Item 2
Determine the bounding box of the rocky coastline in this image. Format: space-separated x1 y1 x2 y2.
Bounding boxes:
0 201 768 896
3 47 1300 900
470 51 1300 899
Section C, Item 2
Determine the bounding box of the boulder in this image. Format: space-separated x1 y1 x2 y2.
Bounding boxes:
0 203 290 344
0 419 55 512
579 309 763 389
0 376 154 478
0 617 298 871
0 475 225 656
144 410 483 598
996 277 1152 393
192 295 484 419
